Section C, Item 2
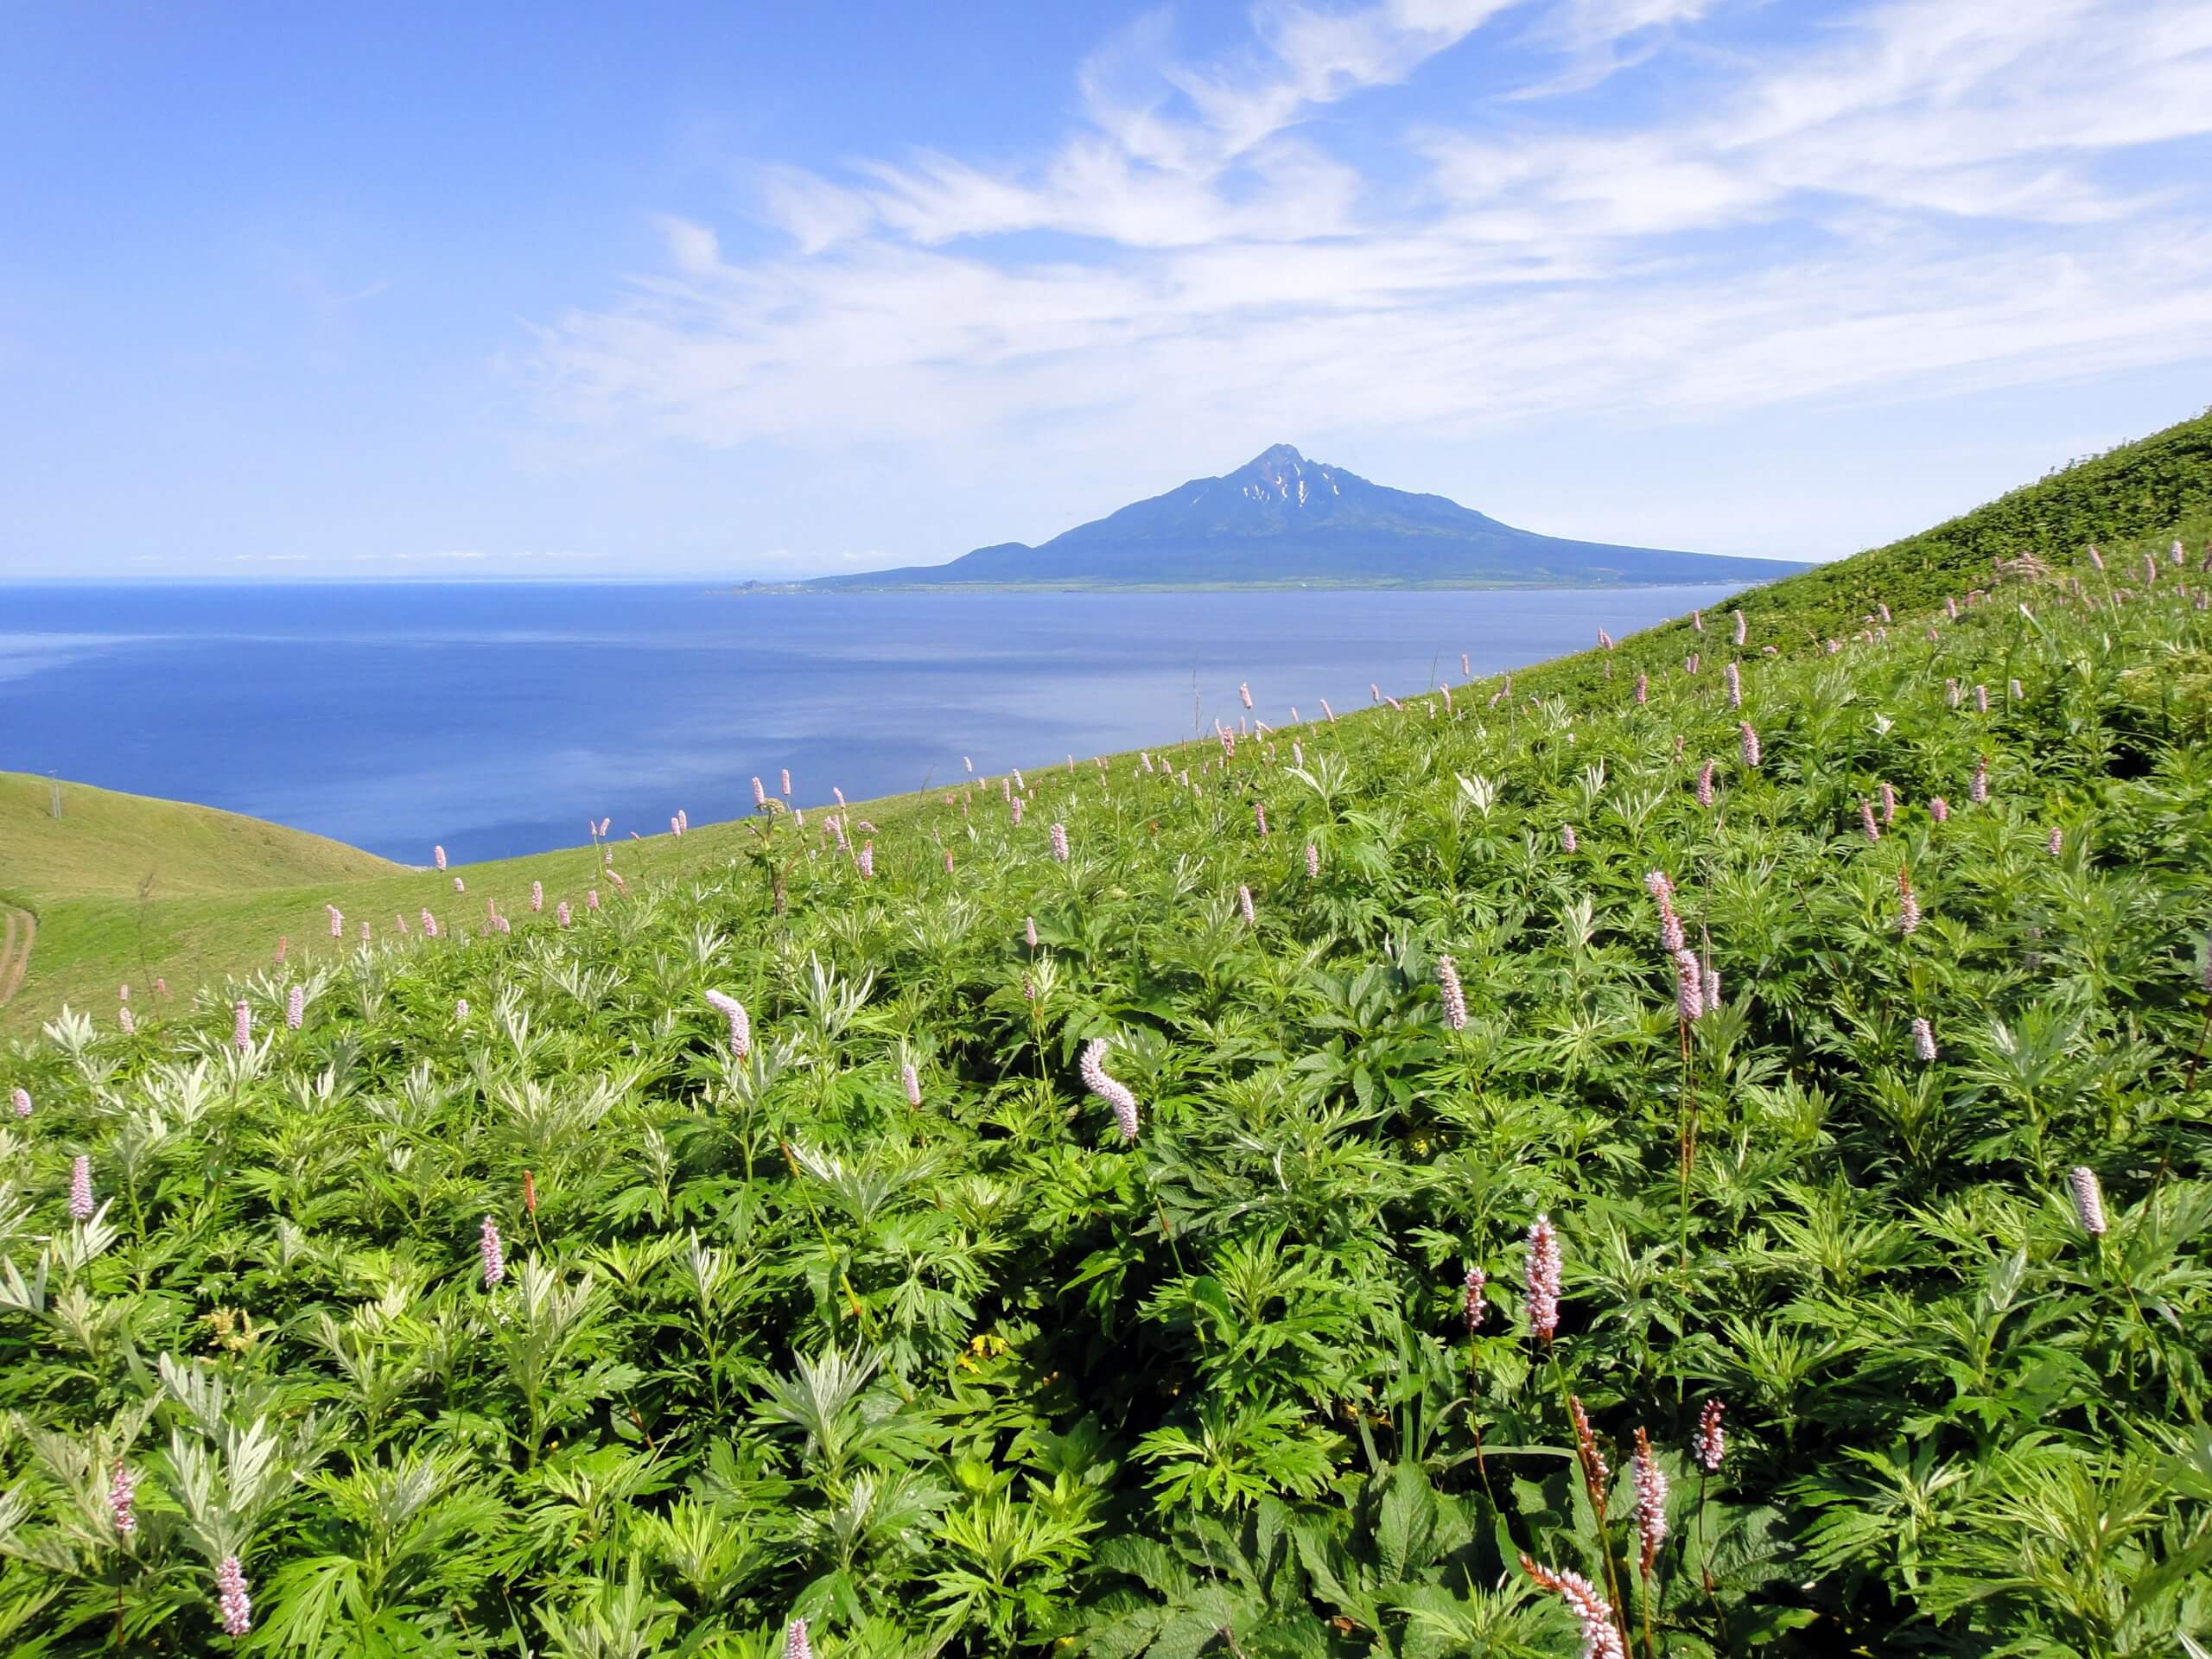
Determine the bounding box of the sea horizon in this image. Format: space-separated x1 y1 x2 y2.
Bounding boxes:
2 581 1756 861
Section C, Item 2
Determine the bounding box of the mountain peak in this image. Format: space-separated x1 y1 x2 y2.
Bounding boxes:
810 443 1809 589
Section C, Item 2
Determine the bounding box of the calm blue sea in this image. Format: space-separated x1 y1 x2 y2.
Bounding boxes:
0 583 1751 861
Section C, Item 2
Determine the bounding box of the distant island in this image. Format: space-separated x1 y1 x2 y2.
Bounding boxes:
798 443 1808 590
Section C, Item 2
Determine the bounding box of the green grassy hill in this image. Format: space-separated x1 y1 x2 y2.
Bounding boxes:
10 408 2209 1034
3 417 2209 1657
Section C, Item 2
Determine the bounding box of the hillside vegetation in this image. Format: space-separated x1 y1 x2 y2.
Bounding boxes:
3 421 2211 1657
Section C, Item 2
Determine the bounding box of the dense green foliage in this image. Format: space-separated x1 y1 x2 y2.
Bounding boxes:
1513 405 2212 709
4 530 2212 1657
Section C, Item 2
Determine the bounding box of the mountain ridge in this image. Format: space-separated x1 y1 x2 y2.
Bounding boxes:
808 443 1808 588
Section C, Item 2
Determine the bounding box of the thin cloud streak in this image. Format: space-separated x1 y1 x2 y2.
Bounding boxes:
525 0 2212 486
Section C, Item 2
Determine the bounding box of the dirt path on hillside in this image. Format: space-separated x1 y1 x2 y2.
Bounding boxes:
0 906 33 1007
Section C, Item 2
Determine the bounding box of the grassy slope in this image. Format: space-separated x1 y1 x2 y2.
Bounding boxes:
7 406 2208 1034
0 772 402 1029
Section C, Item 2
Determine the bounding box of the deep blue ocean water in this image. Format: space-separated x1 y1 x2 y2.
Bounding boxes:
0 582 1752 861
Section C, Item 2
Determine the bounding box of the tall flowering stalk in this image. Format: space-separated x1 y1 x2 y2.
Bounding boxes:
1696 760 1714 809
1306 842 1320 878
480 1217 505 1287
1859 799 1880 844
1930 795 1950 823
1049 823 1069 863
1561 824 1578 854
2069 1166 2108 1236
1436 955 1467 1030
1695 1399 1726 1474
70 1155 93 1221
232 1001 252 1052
1520 1558 1625 1659
784 1618 814 1659
2047 826 2063 857
10 1087 28 1119
1237 885 1255 925
1897 868 1922 935
1912 1017 1937 1061
1970 755 1989 804
118 1006 135 1035
1253 802 1268 839
109 1459 137 1537
781 767 791 796
1724 662 1741 708
1461 1266 1486 1332
702 990 750 1059
420 910 439 938
1974 683 1990 714
903 1063 923 1108
433 845 447 871
1633 672 1648 706
1878 780 1897 823
1946 678 1962 709
215 1555 252 1637
285 985 303 1030
531 881 543 912
752 776 766 808
1239 681 1253 709
327 904 343 938
1525 1215 1561 1342
1738 721 1761 768
1079 1039 1141 1142
556 902 572 928
1632 1427 1669 1577
1674 950 1703 1023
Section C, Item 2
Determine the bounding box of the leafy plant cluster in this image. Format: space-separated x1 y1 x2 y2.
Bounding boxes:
3 531 2211 1657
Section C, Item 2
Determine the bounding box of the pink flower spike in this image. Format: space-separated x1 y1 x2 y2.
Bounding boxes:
10 1087 29 1119
1049 823 1069 863
327 904 343 938
531 881 543 912
480 1216 505 1287
434 845 447 871
1435 954 1467 1030
69 1154 93 1221
1632 1427 1669 1576
2069 1166 2108 1236
215 1555 252 1637
702 990 751 1059
286 985 303 1030
556 901 571 927
108 1459 137 1536
1461 1265 1486 1332
1695 1397 1726 1474
903 1063 922 1107
232 1001 252 1052
1912 1017 1936 1061
1521 1559 1624 1659
1306 842 1320 878
784 1618 814 1659
1930 796 1950 823
1738 721 1761 768
1237 884 1255 925
1525 1215 1561 1342
1079 1038 1141 1142
1561 824 1578 854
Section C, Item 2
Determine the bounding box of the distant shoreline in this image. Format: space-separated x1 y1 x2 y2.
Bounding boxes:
726 575 1789 595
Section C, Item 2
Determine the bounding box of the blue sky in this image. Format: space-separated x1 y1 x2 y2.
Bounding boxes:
3 0 2209 579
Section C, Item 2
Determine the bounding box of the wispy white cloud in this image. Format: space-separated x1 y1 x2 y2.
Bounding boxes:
525 0 2212 507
